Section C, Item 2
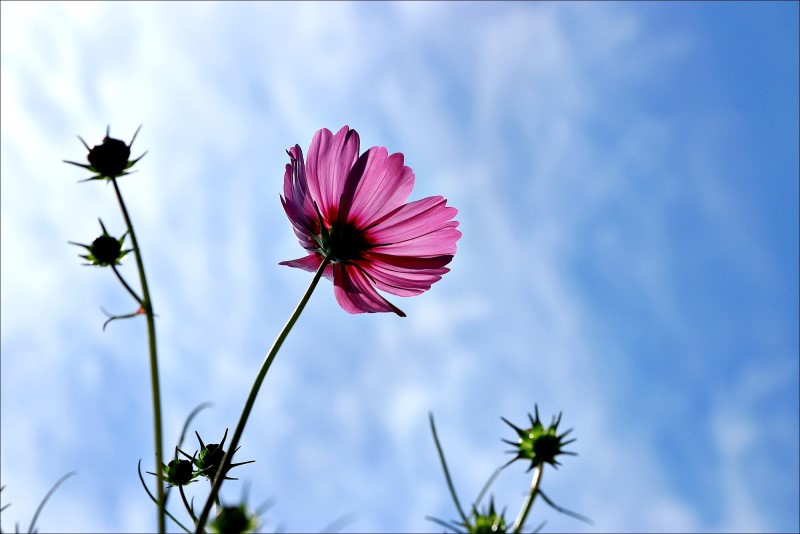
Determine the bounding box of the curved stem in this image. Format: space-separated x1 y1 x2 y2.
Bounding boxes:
137 460 192 534
180 485 198 525
111 176 165 534
27 471 75 534
429 413 469 526
473 464 506 509
512 465 543 533
194 258 331 532
111 264 144 304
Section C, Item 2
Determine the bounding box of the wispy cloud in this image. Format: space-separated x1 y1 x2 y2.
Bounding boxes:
2 2 797 533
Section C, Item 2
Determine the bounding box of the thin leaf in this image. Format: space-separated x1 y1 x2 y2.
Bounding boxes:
27 471 75 534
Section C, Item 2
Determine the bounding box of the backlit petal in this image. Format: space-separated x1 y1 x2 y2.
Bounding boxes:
306 126 360 222
279 253 334 280
333 264 405 316
340 147 415 226
366 196 458 245
373 224 461 257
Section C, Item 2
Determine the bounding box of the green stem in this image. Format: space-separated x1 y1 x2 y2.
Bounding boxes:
194 258 331 533
512 465 543 533
111 176 166 534
27 471 75 534
111 264 143 304
429 413 469 526
180 485 198 525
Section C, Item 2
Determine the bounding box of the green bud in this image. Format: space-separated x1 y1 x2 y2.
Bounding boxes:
191 429 254 482
502 405 576 471
163 458 196 487
469 498 507 534
210 503 259 534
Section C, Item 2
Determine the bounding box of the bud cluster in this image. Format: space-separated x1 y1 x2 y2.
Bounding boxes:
156 428 255 488
429 406 585 534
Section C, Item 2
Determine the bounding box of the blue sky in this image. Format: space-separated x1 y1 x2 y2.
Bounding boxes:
1 2 798 533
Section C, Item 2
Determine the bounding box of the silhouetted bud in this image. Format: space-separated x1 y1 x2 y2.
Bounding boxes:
64 125 146 181
69 219 130 267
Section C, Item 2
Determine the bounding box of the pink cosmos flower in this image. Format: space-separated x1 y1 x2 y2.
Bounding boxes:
280 126 461 317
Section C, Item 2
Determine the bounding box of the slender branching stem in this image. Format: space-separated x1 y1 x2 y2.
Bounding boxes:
110 176 166 534
180 486 198 525
110 264 143 304
136 461 192 534
512 465 543 533
194 258 331 532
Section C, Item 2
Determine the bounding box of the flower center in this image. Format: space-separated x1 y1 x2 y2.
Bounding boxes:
321 221 371 263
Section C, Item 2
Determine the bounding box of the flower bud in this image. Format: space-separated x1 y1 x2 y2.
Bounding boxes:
469 498 507 534
501 405 576 471
163 458 195 487
64 125 146 181
192 429 254 482
69 219 130 267
210 503 259 534
88 136 130 177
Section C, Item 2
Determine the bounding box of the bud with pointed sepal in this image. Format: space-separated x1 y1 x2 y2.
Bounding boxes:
64 125 146 181
69 219 131 267
501 405 576 471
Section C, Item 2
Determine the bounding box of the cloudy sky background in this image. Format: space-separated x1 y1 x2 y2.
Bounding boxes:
1 2 798 533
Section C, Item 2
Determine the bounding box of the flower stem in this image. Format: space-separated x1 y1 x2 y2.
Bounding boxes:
512 465 543 533
180 485 198 525
194 258 331 532
110 176 166 534
110 264 143 304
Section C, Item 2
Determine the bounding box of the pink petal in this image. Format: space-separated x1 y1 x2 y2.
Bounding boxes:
364 252 454 271
333 264 406 316
280 195 315 240
282 145 315 224
305 126 360 222
340 147 415 226
279 253 334 280
366 196 458 245
361 260 446 296
373 224 461 257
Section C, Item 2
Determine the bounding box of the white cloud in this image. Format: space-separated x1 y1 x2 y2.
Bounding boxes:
2 2 797 533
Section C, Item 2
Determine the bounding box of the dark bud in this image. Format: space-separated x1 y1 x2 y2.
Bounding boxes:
87 136 130 177
192 429 255 482
69 219 130 267
89 234 122 265
64 125 146 181
210 503 259 534
163 458 196 487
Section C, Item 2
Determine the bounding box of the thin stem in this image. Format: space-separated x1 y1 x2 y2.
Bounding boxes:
180 486 198 525
194 258 331 532
27 471 75 534
512 465 544 533
136 460 192 534
473 464 506 509
110 264 144 304
429 413 469 527
111 176 166 534
537 490 593 525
